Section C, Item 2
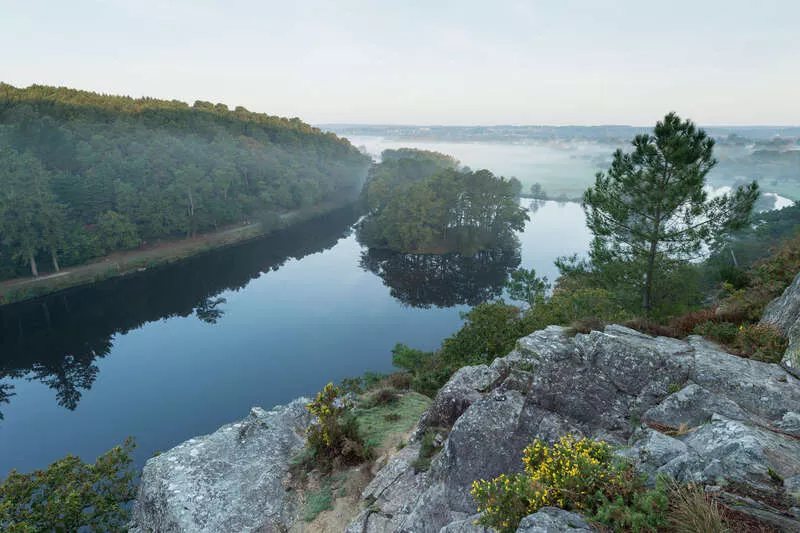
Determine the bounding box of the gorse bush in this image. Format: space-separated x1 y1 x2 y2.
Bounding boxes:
471 436 668 533
304 383 368 470
0 438 137 532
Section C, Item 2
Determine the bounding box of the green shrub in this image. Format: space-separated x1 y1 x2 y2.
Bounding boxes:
361 388 399 408
441 301 524 367
471 436 668 533
304 383 368 471
383 371 412 390
694 321 740 345
695 321 787 363
301 484 333 522
736 323 788 363
0 438 137 532
411 429 441 472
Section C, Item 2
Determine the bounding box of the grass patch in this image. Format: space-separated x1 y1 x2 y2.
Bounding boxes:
411 429 442 472
302 484 333 522
356 392 431 450
301 473 346 522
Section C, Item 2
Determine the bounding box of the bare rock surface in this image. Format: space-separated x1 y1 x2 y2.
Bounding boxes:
516 507 592 532
761 271 800 376
130 399 311 533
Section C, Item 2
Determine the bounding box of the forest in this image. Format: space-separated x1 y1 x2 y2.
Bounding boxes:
357 149 526 254
0 84 370 280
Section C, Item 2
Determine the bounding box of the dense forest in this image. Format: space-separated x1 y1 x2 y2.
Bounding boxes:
357 149 526 253
0 84 370 280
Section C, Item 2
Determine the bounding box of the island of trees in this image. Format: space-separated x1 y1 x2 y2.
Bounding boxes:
357 148 528 254
0 83 370 281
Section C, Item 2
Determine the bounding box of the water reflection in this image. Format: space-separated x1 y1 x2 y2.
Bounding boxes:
359 240 521 308
0 207 360 418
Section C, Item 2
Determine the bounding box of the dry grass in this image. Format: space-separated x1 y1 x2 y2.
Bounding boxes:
667 481 729 533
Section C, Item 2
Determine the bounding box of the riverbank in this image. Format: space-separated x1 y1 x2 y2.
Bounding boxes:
0 202 356 306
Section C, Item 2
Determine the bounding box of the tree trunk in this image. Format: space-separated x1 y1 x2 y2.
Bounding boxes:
51 249 60 272
643 240 657 317
29 253 39 278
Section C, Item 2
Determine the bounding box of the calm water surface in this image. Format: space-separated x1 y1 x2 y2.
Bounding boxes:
0 200 589 475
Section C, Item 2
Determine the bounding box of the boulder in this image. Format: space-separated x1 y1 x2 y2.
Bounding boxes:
761 271 800 376
516 507 592 532
417 364 501 434
130 399 311 533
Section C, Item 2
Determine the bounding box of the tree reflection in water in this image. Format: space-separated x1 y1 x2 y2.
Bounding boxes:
0 206 360 419
359 237 521 309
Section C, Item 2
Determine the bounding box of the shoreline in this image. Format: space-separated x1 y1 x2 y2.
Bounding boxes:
0 201 356 307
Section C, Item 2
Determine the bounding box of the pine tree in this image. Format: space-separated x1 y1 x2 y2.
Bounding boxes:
583 112 759 316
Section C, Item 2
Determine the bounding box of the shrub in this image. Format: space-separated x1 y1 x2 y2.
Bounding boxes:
669 307 718 337
624 318 679 338
383 372 412 390
471 436 668 533
362 387 399 408
305 383 368 471
565 316 607 337
411 429 441 472
736 324 788 363
440 301 524 367
391 343 450 397
0 438 137 532
695 321 740 345
695 322 788 363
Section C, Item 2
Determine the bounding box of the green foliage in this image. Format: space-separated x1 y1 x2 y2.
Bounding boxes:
471 436 668 533
0 83 369 280
95 210 141 253
391 343 452 398
411 429 441 472
505 268 550 307
441 301 525 366
301 486 333 522
0 438 137 532
359 153 528 254
304 383 368 471
394 282 627 398
583 112 759 315
694 322 788 363
594 482 670 533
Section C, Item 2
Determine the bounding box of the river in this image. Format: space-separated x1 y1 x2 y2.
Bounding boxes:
0 198 590 476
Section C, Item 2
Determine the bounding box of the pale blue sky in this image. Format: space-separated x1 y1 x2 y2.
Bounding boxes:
2 0 798 125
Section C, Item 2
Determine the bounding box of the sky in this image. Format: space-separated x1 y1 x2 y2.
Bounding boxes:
2 0 799 126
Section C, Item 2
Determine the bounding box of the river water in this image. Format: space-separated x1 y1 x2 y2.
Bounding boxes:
0 199 591 475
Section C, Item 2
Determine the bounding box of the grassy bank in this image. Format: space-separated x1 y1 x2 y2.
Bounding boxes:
0 201 355 306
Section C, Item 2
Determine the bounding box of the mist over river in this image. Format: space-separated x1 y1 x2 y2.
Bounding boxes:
0 198 590 475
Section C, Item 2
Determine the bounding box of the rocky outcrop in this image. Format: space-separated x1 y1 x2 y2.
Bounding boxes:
348 326 800 532
761 271 800 377
129 282 800 532
130 399 311 533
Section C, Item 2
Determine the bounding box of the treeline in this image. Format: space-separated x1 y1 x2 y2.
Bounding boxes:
0 83 370 279
358 149 527 253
